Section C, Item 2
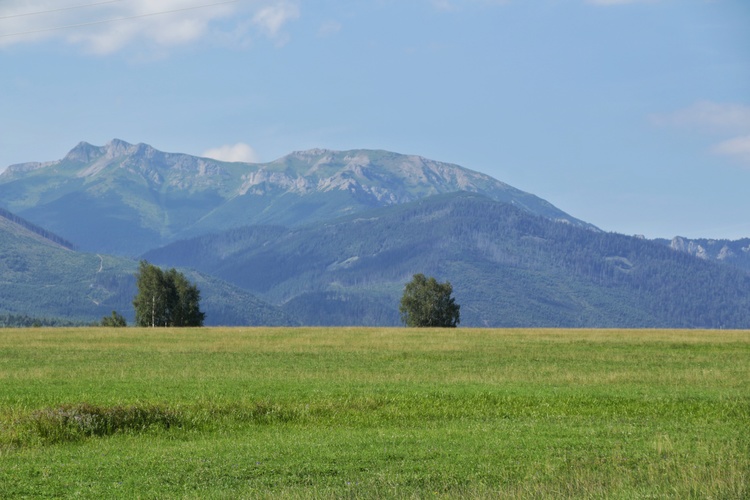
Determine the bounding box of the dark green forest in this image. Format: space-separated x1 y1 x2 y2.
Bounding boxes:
0 313 93 328
143 192 750 328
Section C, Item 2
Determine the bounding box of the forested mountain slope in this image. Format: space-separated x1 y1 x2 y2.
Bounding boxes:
0 210 134 321
0 207 75 250
0 209 295 326
144 192 750 328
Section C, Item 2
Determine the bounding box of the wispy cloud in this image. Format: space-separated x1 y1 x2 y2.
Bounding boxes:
251 1 299 46
317 20 341 38
653 102 750 166
431 0 457 12
252 2 297 37
202 143 260 163
0 0 300 54
713 136 750 165
652 101 750 132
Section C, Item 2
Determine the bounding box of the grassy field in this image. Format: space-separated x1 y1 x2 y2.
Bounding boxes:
0 327 747 498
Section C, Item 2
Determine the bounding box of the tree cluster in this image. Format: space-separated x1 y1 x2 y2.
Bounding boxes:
399 273 460 328
0 313 90 328
132 261 205 327
101 311 127 327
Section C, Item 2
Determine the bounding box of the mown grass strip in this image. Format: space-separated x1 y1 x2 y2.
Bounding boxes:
4 390 747 448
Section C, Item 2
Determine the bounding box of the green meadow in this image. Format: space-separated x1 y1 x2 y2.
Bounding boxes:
0 327 747 498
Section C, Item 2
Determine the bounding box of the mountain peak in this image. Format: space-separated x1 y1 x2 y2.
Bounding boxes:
63 139 137 163
64 139 163 170
64 141 101 163
105 138 134 153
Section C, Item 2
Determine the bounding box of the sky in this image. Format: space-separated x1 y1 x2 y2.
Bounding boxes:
1 0 749 239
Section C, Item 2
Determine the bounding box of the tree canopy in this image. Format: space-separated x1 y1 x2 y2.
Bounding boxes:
101 310 127 327
399 273 460 328
133 261 205 327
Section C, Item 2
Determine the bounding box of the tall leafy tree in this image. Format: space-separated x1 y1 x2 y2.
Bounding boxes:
399 273 460 327
133 261 169 327
166 268 205 327
133 261 205 327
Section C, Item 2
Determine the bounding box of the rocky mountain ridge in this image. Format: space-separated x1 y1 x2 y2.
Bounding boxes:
657 236 750 273
0 139 594 255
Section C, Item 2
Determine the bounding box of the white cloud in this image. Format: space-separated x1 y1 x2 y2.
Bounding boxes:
0 0 300 54
252 2 299 43
653 101 750 167
202 143 260 163
713 135 750 166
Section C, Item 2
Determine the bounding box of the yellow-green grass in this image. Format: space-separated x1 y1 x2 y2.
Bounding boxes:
0 327 747 498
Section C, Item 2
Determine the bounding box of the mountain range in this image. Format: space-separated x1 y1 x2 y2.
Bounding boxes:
1 139 749 328
0 139 591 256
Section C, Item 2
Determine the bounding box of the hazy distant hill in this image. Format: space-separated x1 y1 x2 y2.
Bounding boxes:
144 192 750 328
0 208 295 326
0 207 76 250
0 208 134 321
0 139 593 255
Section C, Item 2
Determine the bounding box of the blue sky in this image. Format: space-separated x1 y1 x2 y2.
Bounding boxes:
1 0 748 239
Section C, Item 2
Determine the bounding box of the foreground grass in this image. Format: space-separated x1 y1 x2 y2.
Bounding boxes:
0 327 747 498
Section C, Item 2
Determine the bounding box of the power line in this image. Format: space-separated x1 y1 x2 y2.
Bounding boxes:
0 1 129 21
0 0 240 39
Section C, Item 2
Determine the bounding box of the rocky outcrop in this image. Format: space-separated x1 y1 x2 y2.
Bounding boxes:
670 237 708 260
667 236 750 273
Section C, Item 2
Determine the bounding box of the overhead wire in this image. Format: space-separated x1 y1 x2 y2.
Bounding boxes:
0 0 240 39
0 1 129 21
